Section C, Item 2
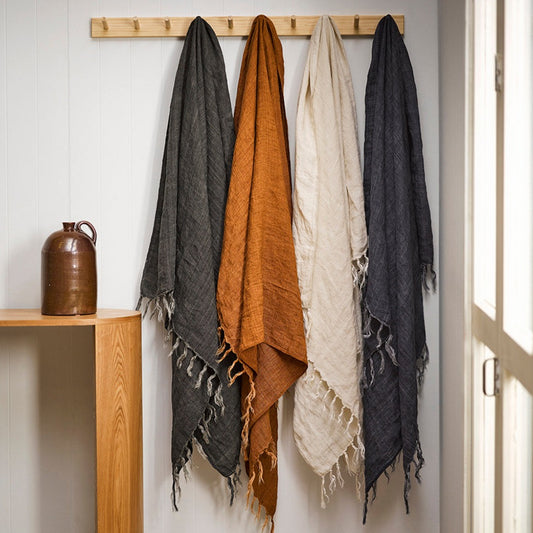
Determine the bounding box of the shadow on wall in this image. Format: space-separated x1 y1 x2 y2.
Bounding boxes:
1 327 95 532
37 327 95 533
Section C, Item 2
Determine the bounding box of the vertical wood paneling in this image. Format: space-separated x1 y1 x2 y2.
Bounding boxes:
130 0 163 310
277 390 316 533
0 1 440 532
0 0 8 305
139 320 173 533
126 4 175 532
144 2 193 531
220 0 254 107
6 0 39 307
36 0 70 235
98 1 132 308
194 0 223 16
68 0 101 231
0 5 9 527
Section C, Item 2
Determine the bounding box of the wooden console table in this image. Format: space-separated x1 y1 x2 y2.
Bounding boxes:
0 309 143 533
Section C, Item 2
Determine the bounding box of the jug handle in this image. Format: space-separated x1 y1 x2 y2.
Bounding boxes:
75 221 97 245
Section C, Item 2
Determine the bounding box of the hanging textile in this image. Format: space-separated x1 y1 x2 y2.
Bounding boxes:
137 16 241 506
362 14 435 522
217 14 307 528
292 15 367 506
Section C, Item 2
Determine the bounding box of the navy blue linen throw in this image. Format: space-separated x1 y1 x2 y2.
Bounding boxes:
362 14 435 522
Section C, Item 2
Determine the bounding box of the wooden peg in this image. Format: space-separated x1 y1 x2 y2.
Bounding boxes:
227 16 233 29
101 17 109 31
354 14 360 30
164 17 171 29
133 17 140 30
291 15 296 29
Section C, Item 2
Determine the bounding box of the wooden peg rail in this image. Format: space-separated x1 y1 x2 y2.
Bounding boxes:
91 15 404 38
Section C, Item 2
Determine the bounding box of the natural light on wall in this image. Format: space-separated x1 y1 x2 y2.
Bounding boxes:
471 341 496 533
503 0 533 354
473 0 496 319
502 374 532 533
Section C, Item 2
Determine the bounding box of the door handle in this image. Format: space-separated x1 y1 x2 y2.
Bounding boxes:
482 357 500 397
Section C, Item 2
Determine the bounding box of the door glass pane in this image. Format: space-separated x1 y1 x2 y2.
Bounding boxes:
473 0 497 318
502 373 533 533
503 0 533 353
472 340 496 533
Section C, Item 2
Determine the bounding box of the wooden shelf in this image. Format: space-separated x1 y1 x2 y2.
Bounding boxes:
0 308 143 533
0 308 139 326
91 14 404 38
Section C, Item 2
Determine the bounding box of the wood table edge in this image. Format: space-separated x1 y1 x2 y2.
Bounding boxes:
0 308 141 327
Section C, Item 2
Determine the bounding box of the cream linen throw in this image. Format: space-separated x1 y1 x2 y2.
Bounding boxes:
293 15 367 506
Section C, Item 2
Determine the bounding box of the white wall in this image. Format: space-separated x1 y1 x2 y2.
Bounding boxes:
0 1 440 532
438 0 467 532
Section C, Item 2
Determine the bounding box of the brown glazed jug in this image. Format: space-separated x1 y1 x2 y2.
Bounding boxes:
41 221 97 315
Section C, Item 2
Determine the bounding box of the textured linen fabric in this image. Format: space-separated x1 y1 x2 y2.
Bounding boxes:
138 17 241 506
292 15 367 506
362 15 435 522
217 14 308 528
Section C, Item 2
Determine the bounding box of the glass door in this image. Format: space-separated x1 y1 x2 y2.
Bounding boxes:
469 1 533 532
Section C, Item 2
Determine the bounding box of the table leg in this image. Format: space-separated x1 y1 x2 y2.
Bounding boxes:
94 317 143 532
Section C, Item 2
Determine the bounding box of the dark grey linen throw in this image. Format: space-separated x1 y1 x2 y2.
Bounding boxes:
362 15 435 522
138 16 241 506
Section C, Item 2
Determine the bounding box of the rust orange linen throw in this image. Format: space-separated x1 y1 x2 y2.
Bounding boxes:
217 14 307 528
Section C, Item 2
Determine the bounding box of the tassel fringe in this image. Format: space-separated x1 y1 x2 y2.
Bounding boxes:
421 263 437 293
303 363 365 504
352 251 369 292
171 441 193 511
362 304 398 388
362 439 425 524
137 291 176 334
319 440 365 508
139 297 241 508
246 447 277 532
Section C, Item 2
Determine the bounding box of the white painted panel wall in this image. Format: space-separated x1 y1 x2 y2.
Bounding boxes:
438 0 467 532
0 0 440 531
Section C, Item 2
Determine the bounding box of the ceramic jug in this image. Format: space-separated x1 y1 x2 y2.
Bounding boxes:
41 221 97 315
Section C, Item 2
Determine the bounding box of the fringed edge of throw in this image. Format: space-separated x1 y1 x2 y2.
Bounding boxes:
171 336 242 505
216 326 255 458
137 293 228 420
362 439 425 524
362 304 430 390
417 342 430 389
138 299 240 509
361 304 398 389
246 444 277 532
302 363 365 505
171 436 242 510
421 263 437 293
172 336 226 415
227 464 242 505
137 291 176 335
319 442 365 509
171 441 193 511
216 328 271 528
352 251 369 292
